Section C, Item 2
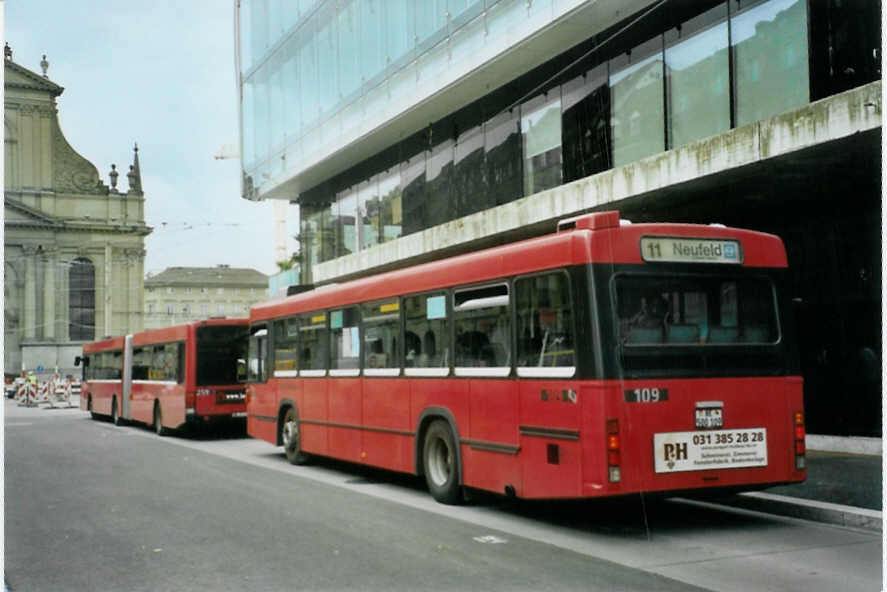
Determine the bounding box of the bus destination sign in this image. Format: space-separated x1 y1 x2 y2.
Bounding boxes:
641 236 742 264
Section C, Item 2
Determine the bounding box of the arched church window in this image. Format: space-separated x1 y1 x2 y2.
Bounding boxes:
69 258 95 341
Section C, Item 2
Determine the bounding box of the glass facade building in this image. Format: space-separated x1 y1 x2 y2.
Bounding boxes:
239 0 826 277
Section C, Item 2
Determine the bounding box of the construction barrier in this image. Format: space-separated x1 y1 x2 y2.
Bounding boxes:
15 377 76 408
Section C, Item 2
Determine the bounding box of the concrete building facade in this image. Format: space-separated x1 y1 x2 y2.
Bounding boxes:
236 1 881 437
4 48 151 377
144 265 269 329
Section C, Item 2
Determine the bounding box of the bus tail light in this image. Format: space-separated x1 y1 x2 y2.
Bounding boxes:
186 390 196 414
607 419 621 483
793 411 806 470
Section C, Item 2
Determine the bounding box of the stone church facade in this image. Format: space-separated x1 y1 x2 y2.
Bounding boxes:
4 48 151 377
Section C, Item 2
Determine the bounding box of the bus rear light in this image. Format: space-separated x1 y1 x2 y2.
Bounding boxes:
606 418 621 483
793 410 806 471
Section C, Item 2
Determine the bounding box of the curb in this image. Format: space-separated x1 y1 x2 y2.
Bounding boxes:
724 491 882 532
806 434 882 456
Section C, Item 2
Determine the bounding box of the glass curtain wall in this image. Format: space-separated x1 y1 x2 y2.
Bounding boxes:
665 5 730 148
731 0 809 126
521 92 563 196
294 0 814 277
609 36 666 167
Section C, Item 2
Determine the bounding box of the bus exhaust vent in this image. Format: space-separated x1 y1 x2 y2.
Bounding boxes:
557 211 621 233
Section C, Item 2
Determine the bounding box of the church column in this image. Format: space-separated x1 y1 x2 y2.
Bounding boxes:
43 250 56 340
23 246 36 340
103 243 113 337
58 252 71 342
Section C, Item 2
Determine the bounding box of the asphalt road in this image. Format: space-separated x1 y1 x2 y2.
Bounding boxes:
5 400 882 592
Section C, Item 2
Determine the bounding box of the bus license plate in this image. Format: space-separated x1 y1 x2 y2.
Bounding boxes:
695 407 723 429
654 428 767 473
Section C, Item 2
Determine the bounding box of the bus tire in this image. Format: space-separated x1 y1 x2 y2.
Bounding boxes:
111 398 123 426
153 402 169 436
282 407 308 465
423 420 461 504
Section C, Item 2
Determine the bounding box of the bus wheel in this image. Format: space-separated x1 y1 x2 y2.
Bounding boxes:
111 398 123 426
153 403 168 437
423 420 461 504
282 407 308 465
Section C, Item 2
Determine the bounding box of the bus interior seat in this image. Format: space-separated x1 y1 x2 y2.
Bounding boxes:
627 326 663 344
666 324 700 343
708 326 739 343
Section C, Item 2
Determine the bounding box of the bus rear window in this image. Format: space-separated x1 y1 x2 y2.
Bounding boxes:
196 326 248 385
615 275 779 346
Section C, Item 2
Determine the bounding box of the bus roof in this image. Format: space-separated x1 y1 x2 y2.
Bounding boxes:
82 318 249 351
251 213 786 322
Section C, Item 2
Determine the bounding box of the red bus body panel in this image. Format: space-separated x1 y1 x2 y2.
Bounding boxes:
247 215 804 499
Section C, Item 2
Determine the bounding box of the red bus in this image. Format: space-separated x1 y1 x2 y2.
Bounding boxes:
246 211 806 503
78 319 250 434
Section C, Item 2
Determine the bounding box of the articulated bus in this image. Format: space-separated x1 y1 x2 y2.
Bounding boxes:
246 211 806 503
78 319 250 434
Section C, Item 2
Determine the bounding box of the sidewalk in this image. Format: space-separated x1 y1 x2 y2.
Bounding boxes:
716 436 883 531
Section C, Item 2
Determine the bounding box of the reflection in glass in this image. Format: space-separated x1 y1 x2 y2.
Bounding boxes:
453 125 486 217
666 20 729 148
378 169 403 243
425 139 454 228
338 188 358 256
357 177 379 250
401 151 426 236
521 93 563 196
562 65 610 183
484 109 522 206
610 40 665 167
732 0 809 126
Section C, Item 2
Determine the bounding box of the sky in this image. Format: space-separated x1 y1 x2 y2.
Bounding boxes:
4 0 295 277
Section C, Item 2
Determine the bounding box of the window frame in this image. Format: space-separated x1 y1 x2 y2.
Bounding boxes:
514 269 578 378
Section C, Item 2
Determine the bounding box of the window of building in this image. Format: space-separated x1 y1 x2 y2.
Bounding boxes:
201 287 209 294
562 63 611 183
731 0 809 126
484 108 522 206
337 186 358 257
167 304 174 315
425 138 454 228
217 287 225 295
453 124 487 217
185 287 193 294
400 151 427 237
217 304 226 315
521 92 563 196
358 176 380 251
378 168 403 243
610 36 666 167
167 287 174 294
665 5 730 149
182 304 190 314
69 257 95 341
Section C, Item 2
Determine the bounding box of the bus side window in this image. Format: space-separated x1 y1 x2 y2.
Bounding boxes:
248 327 268 382
454 284 510 369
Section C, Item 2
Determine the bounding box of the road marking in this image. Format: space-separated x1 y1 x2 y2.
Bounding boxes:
473 535 508 544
